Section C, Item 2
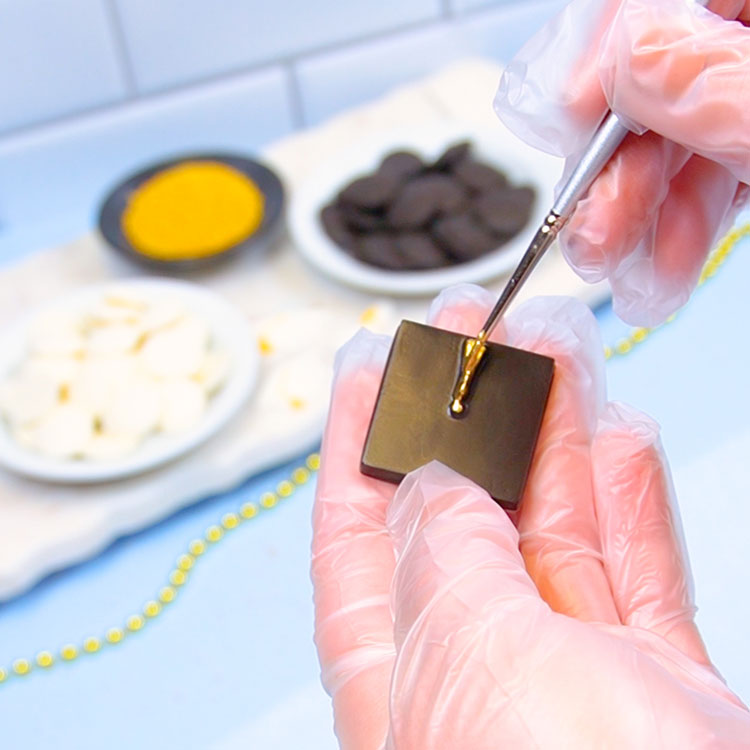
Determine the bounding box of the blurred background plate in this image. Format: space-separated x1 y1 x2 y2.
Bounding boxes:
288 121 558 296
98 153 285 271
0 278 259 483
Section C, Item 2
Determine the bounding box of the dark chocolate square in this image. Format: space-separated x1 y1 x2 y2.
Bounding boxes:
361 320 554 510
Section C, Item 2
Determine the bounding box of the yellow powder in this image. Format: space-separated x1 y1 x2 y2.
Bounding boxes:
122 160 265 261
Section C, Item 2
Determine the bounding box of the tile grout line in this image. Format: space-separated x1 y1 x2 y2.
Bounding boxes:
283 63 307 130
101 0 139 97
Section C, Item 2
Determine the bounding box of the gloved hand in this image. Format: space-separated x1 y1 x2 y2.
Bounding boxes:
311 285 750 749
494 0 750 326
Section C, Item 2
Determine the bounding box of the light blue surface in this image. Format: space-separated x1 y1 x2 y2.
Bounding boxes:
0 0 127 135
114 0 442 94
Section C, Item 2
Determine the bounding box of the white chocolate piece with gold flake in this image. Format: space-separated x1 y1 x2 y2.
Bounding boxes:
21 356 80 389
86 323 143 355
194 349 231 395
257 353 331 415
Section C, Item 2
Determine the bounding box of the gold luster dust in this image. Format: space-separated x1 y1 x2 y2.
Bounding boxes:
221 513 239 530
122 161 265 261
159 586 177 604
61 644 79 661
450 336 486 416
144 601 161 618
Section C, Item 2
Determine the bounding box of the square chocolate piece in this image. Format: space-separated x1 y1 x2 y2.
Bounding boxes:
361 320 554 510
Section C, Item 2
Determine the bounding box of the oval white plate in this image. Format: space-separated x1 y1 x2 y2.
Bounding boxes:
0 279 259 483
288 121 560 296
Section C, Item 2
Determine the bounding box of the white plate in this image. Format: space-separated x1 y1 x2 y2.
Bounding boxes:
0 279 259 483
288 121 559 296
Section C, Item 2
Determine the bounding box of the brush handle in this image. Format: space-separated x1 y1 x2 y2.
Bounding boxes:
552 111 630 219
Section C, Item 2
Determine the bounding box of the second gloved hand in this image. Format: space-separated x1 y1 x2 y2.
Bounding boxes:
495 0 750 326
312 285 750 749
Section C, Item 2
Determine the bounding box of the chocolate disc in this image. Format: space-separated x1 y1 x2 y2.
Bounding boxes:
338 173 399 211
433 141 471 171
319 205 358 251
432 213 499 262
340 204 387 233
355 232 403 270
454 159 509 193
395 232 450 270
387 175 468 230
379 151 424 182
474 186 536 236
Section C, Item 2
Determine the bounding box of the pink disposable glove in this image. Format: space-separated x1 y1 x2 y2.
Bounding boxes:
494 0 750 326
311 285 750 749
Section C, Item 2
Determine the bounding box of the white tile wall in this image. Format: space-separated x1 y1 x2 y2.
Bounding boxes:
114 0 442 94
0 0 128 134
295 23 464 127
458 0 568 61
295 0 566 126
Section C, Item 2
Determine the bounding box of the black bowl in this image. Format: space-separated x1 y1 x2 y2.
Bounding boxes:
98 152 285 271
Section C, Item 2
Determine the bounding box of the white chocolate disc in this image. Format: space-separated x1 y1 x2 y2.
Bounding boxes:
69 355 137 414
21 356 80 389
160 380 206 434
139 315 209 379
257 353 331 414
0 373 59 427
87 323 143 355
31 404 94 458
139 300 185 334
255 309 339 360
194 349 231 395
29 313 85 357
101 376 162 439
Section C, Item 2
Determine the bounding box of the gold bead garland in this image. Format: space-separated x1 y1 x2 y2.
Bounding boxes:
0 453 319 687
0 221 747 688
